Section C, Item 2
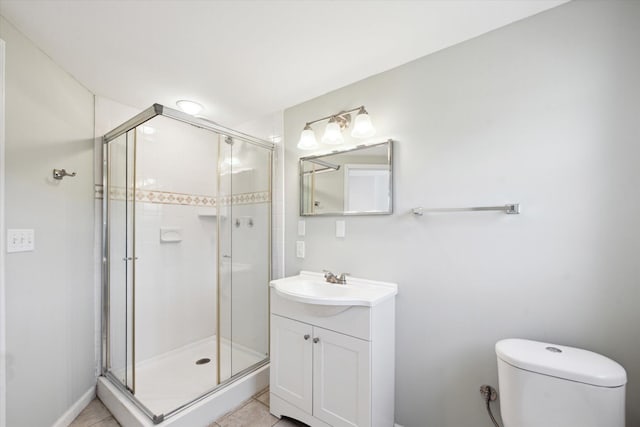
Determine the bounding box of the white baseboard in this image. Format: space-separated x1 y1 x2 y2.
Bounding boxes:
51 386 95 427
394 424 405 427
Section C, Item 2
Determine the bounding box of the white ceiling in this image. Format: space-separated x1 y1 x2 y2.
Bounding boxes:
0 0 567 126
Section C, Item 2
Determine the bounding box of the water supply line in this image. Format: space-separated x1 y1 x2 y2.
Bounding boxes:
480 385 502 427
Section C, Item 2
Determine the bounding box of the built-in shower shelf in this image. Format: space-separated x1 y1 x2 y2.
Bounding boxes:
197 208 224 218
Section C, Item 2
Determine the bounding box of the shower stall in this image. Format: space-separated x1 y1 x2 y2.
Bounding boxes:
101 104 273 423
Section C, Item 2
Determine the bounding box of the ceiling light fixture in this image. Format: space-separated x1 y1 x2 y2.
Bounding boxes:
176 100 204 115
297 105 375 150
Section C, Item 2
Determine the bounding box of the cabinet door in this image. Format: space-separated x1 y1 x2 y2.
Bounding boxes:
270 315 313 413
313 327 371 427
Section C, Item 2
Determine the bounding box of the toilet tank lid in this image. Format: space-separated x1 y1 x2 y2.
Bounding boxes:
496 339 627 387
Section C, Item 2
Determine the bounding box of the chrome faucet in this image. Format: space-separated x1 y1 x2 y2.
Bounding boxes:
323 270 349 285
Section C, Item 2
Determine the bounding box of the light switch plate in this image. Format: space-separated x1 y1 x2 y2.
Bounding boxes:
298 220 306 236
296 241 305 258
336 220 346 238
7 229 35 253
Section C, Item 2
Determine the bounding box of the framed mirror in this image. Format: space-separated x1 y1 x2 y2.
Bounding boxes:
299 140 393 216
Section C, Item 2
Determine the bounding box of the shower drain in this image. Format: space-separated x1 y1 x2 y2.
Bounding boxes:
196 358 211 365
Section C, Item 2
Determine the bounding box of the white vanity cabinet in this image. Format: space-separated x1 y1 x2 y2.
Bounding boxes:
271 314 371 427
269 272 397 427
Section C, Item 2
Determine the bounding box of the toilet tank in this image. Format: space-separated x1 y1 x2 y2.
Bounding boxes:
496 339 626 427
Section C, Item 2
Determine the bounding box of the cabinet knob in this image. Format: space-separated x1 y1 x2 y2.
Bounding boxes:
313 337 320 343
304 334 310 340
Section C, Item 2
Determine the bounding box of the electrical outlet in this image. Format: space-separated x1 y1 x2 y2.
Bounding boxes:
296 240 305 258
7 229 35 253
336 220 346 238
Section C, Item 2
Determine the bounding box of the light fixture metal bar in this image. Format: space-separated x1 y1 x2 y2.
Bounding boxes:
304 105 364 126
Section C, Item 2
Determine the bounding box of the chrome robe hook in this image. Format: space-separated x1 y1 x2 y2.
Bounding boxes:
53 168 77 180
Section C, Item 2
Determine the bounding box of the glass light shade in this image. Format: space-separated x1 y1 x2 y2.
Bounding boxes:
297 127 319 150
322 120 344 145
176 100 203 115
351 111 376 138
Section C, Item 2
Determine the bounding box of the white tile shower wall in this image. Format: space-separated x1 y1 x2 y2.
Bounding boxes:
1 16 96 427
135 115 218 197
135 203 217 361
283 2 640 426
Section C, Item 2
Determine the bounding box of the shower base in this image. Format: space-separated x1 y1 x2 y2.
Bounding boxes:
98 336 268 426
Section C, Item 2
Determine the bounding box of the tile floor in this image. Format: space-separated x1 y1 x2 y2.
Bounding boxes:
70 388 308 427
69 398 120 427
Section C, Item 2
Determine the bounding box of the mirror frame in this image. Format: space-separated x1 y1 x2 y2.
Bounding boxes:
299 139 394 216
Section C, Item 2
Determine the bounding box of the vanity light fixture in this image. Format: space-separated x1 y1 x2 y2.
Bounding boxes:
176 100 204 115
297 105 376 150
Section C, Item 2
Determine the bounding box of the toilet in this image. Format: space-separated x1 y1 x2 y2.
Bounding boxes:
496 338 627 427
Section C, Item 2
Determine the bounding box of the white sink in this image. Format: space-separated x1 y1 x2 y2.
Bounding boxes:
270 271 397 307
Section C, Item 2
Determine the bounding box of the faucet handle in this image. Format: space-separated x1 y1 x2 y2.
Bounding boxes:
323 270 339 283
337 273 350 284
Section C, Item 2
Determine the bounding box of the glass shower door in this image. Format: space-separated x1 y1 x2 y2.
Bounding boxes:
106 130 135 392
218 136 233 383
131 115 219 417
218 136 271 381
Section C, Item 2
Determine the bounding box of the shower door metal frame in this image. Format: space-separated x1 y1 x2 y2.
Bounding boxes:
101 104 275 424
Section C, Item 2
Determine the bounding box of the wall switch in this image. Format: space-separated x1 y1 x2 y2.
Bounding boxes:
297 220 306 236
7 229 35 253
296 240 305 258
336 220 346 238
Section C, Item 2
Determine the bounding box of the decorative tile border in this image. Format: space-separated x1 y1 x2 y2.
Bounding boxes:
95 184 270 207
219 191 271 206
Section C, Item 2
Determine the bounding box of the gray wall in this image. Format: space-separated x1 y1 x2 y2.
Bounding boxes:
283 2 640 426
1 16 96 427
